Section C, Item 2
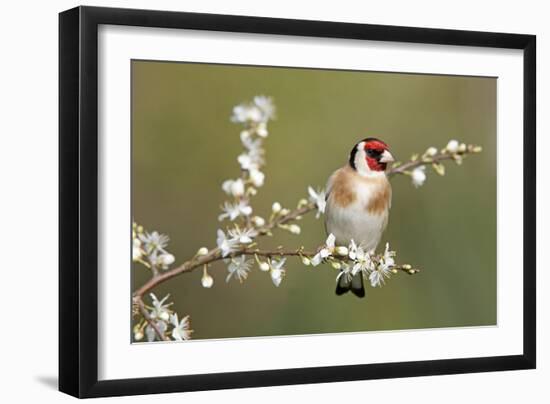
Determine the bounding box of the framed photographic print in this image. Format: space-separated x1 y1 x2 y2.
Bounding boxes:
59 6 536 398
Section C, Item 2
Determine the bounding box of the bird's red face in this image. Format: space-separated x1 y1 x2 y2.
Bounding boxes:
349 138 394 175
364 139 392 172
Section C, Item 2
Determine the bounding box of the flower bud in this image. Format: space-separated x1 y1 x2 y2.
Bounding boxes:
272 202 282 213
301 257 311 266
259 262 270 272
280 208 290 216
256 122 268 138
473 145 483 153
297 198 308 207
134 331 144 341
160 253 175 266
252 216 265 227
230 179 245 197
201 273 214 288
160 311 170 321
335 246 349 256
289 224 301 234
331 262 342 270
458 143 467 153
402 264 412 270
197 247 209 256
446 139 459 153
425 147 437 156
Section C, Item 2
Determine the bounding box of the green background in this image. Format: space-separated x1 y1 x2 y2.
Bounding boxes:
132 60 496 340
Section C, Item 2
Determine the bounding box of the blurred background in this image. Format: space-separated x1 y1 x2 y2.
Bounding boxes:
132 60 496 340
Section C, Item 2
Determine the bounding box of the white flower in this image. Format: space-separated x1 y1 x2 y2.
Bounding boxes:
311 233 336 266
216 229 238 257
145 320 167 342
425 146 438 157
249 169 265 187
289 224 301 235
379 242 396 270
139 231 170 255
369 266 392 287
237 153 255 171
222 178 245 197
446 139 459 153
349 242 374 276
370 243 395 287
231 103 263 123
170 313 192 341
272 202 282 213
270 258 286 287
252 216 265 227
308 186 326 218
225 256 253 283
411 166 426 188
253 95 276 122
335 263 353 284
218 201 252 221
201 273 214 288
228 227 257 244
149 293 172 321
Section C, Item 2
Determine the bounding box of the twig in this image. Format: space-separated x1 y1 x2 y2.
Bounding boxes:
134 296 170 341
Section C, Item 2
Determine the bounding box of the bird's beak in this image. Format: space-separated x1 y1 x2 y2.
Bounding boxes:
379 149 395 163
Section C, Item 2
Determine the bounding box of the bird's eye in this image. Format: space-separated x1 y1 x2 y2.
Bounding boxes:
366 149 382 158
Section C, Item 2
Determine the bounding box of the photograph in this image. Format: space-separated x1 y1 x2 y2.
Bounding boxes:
130 60 496 342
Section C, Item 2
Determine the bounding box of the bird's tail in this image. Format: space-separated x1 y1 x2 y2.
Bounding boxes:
335 271 365 298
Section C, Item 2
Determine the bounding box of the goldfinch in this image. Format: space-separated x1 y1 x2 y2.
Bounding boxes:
325 138 394 297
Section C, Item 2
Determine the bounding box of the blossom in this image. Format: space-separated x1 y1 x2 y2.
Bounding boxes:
335 263 353 284
228 227 257 244
222 178 245 197
370 243 395 287
231 103 263 123
270 258 286 287
379 243 396 270
249 169 265 187
446 139 459 153
253 95 276 122
149 293 172 321
308 186 326 218
411 166 426 188
225 255 253 283
170 313 193 341
349 241 374 276
145 320 167 342
311 233 336 266
218 201 252 221
139 231 170 255
216 229 239 257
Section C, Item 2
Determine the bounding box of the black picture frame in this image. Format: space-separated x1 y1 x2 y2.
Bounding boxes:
59 5 536 398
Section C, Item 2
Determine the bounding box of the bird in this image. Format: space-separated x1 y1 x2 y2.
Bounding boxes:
324 138 394 297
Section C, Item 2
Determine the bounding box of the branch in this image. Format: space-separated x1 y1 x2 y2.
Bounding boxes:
134 296 170 341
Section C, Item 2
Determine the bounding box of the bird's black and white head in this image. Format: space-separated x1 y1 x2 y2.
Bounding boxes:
348 138 394 177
